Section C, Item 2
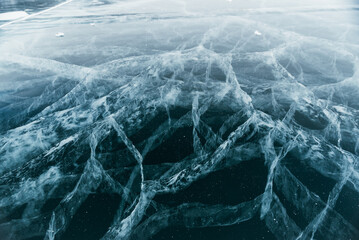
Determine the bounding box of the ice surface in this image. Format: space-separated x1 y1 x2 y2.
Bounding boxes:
0 0 359 240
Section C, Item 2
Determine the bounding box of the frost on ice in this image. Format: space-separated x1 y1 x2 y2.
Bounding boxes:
0 0 359 240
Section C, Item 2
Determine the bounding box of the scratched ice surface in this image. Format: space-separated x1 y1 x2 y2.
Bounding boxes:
0 0 359 240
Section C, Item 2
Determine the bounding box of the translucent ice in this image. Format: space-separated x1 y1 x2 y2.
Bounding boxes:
0 0 359 240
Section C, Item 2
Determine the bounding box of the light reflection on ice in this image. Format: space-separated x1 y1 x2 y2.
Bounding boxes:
0 11 28 21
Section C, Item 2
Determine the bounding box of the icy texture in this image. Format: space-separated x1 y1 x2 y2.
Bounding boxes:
0 0 359 240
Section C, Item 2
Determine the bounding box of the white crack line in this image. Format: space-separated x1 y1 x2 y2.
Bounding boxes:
0 0 74 29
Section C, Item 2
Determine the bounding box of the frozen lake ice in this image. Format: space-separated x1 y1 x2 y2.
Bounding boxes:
0 0 359 239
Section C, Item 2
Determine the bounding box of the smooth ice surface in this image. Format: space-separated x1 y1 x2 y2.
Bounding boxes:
0 0 359 240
